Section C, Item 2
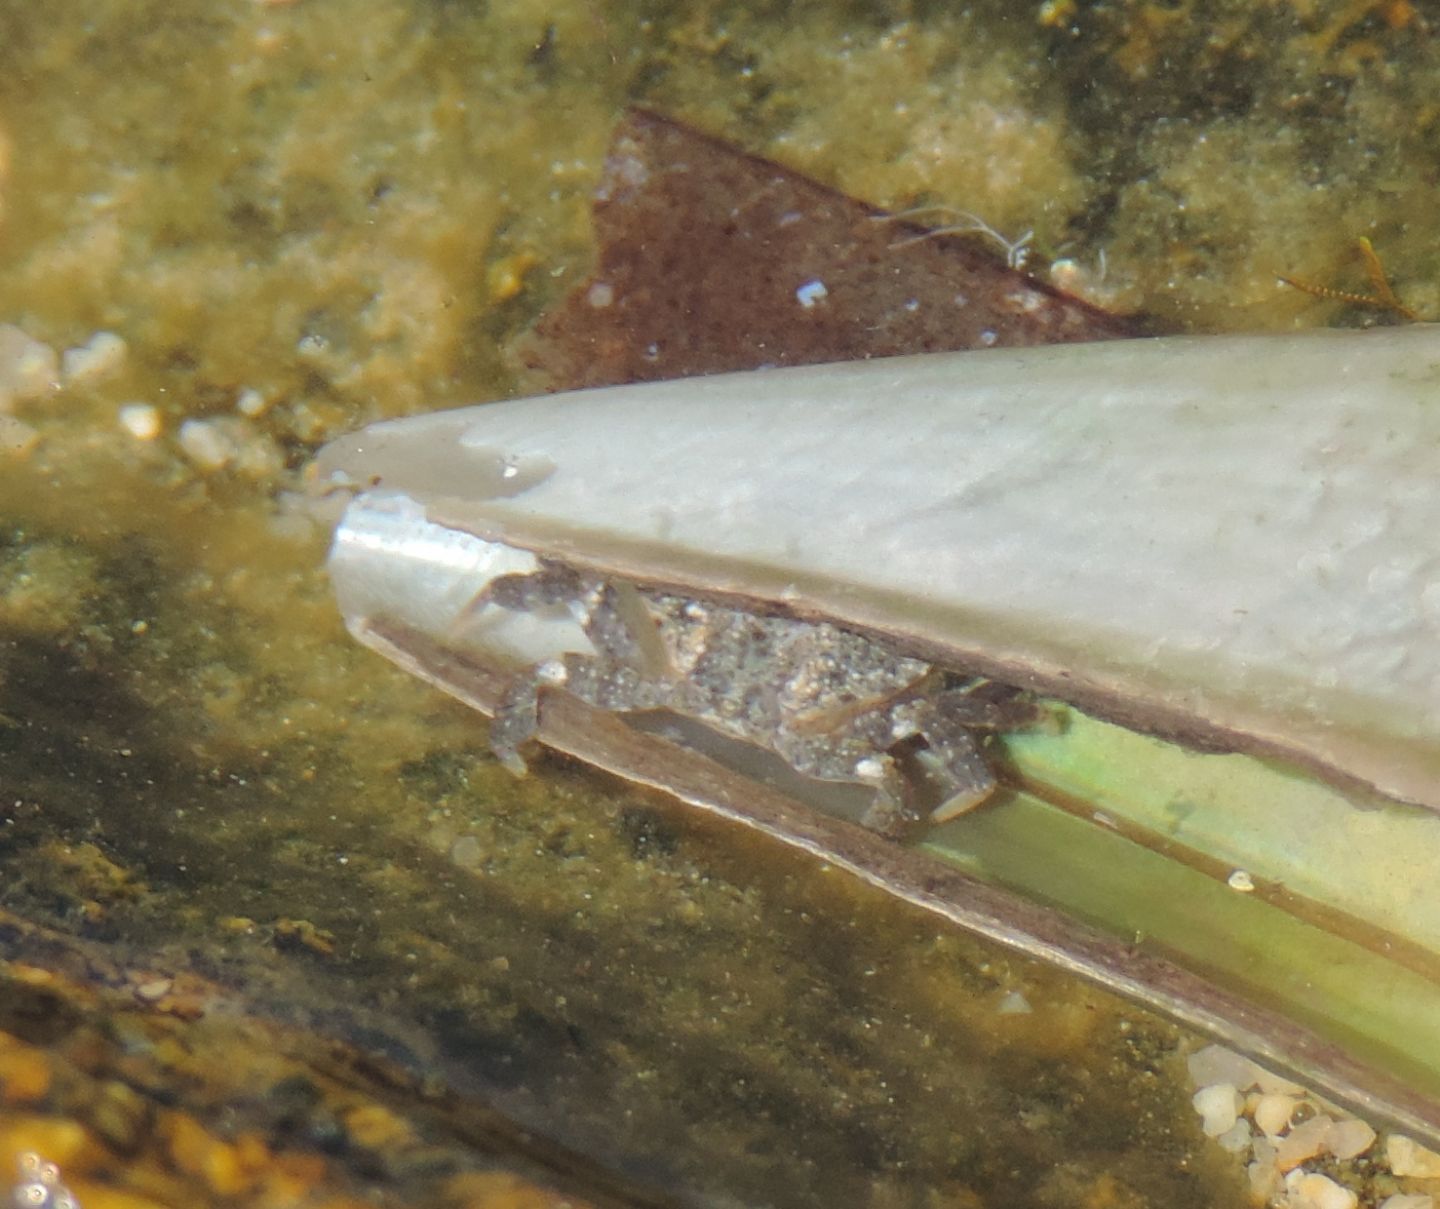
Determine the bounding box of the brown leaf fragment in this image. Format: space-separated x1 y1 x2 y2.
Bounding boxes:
517 108 1146 391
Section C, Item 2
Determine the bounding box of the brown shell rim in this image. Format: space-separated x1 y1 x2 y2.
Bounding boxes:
355 614 1440 1149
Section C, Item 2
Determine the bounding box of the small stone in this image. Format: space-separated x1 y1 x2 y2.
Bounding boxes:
0 326 58 411
1276 1114 1334 1171
1227 868 1255 892
165 1113 254 1196
1249 1155 1280 1201
61 330 127 384
273 918 335 956
449 835 483 870
342 1102 415 1150
1380 1195 1435 1209
485 250 539 302
1188 1044 1262 1091
1216 1118 1252 1154
1192 1083 1242 1137
177 416 282 478
1327 1118 1376 1161
134 977 173 1001
1254 1092 1299 1137
0 1037 51 1105
87 1078 153 1153
795 278 828 308
1284 1170 1357 1209
996 990 1032 1015
235 387 268 417
118 402 161 440
178 417 241 469
1388 1134 1440 1179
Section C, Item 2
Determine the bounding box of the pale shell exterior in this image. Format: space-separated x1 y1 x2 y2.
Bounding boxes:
318 325 1440 815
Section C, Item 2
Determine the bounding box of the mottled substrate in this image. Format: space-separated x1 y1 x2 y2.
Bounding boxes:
0 0 1437 1206
1187 1045 1440 1209
633 0 1440 329
0 916 610 1209
0 554 1249 1205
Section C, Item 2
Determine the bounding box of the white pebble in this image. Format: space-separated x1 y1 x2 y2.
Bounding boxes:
178 417 240 469
1379 1194 1434 1209
0 325 57 410
0 414 38 457
1188 1044 1261 1091
1284 1170 1357 1209
176 415 281 478
1192 1083 1242 1137
235 387 268 417
449 835 483 870
1254 1092 1299 1137
586 281 615 308
1326 1118 1375 1161
1215 1118 1252 1153
996 990 1032 1015
1227 868 1255 892
795 278 828 308
1276 1114 1334 1171
1050 258 1081 289
61 330 127 384
1249 1156 1281 1201
118 403 161 441
1388 1134 1440 1178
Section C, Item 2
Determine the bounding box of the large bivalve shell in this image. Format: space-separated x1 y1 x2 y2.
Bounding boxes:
317 325 1440 1137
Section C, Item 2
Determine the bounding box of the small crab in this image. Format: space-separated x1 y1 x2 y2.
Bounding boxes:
465 559 1035 836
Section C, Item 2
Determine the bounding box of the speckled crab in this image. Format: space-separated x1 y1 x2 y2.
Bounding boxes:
465 557 1041 836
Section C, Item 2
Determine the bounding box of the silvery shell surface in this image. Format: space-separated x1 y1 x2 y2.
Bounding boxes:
319 325 1440 815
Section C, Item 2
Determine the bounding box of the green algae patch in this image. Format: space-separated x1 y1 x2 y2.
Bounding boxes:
0 538 100 639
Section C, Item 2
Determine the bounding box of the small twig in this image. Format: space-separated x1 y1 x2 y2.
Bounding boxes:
1277 236 1419 321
